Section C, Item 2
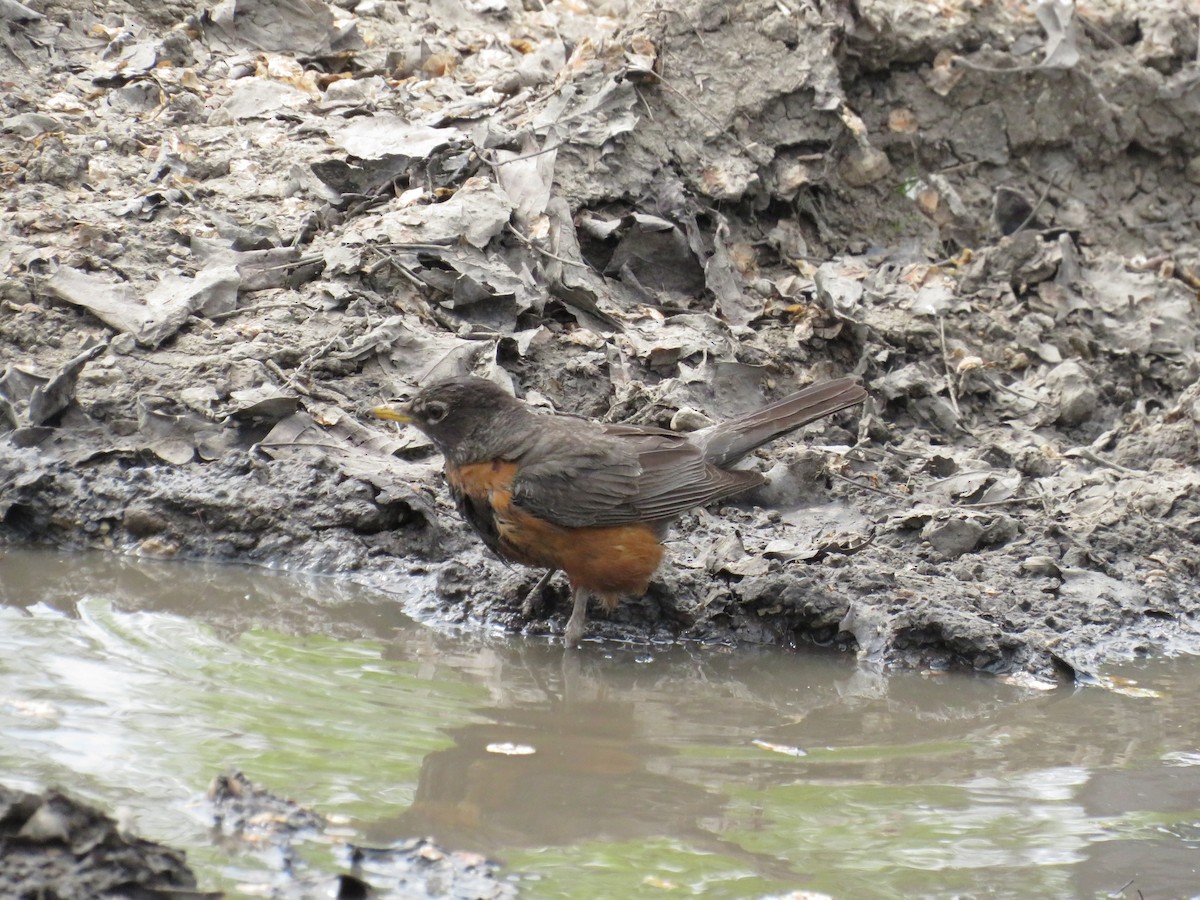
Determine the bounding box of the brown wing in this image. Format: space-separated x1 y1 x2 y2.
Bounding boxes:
510 419 763 529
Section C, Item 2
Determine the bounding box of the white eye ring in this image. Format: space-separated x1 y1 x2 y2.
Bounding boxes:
424 401 449 424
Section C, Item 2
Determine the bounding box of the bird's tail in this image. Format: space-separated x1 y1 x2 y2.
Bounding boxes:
696 377 867 468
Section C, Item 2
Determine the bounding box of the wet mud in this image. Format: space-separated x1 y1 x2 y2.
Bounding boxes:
1 0 1198 689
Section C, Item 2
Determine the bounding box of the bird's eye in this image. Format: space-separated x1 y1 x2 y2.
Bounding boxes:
424 401 449 424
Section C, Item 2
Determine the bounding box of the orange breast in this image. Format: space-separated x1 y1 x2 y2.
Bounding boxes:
446 460 664 602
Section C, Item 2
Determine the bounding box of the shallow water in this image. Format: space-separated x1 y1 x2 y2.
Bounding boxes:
1 546 1198 899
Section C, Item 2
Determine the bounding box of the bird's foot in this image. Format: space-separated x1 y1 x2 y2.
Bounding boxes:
519 569 557 619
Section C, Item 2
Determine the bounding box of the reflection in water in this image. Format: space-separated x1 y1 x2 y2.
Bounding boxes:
2 546 1200 898
0 544 423 641
369 653 802 882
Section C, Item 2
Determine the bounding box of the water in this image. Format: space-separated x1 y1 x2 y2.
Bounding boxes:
1 547 1198 898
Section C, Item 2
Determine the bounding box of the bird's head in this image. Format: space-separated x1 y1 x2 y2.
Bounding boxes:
372 376 523 461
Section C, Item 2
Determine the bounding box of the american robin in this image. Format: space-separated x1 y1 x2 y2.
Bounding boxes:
373 375 867 647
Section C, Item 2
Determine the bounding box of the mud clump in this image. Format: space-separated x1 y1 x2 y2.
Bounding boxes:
0 783 203 899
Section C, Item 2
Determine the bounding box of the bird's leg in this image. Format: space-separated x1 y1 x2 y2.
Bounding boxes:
519 568 557 619
563 586 589 648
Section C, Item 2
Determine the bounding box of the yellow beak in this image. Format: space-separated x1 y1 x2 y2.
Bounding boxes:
371 404 413 424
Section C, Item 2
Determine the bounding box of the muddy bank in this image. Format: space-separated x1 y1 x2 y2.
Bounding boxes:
1 0 1199 678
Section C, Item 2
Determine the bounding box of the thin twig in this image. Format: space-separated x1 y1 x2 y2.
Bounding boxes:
209 302 298 322
978 373 1042 404
370 249 430 291
477 141 564 168
1063 447 1145 475
938 317 961 418
956 495 1037 509
639 68 768 162
926 469 1005 487
1009 171 1060 235
504 223 589 268
827 470 911 502
255 439 346 452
